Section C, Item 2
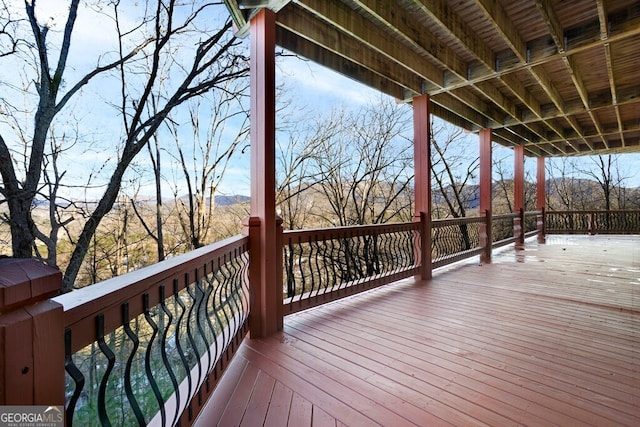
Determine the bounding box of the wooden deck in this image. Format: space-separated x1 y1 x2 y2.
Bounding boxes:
195 235 640 426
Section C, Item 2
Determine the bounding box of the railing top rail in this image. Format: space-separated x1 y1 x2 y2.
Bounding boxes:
283 221 419 241
546 209 640 214
432 216 485 227
492 213 519 220
55 234 249 331
524 210 543 216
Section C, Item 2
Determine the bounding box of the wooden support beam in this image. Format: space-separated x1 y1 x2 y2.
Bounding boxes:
249 8 281 338
514 145 525 249
603 42 624 148
276 27 406 100
431 93 491 129
277 5 424 94
534 0 565 52
536 156 546 243
413 94 432 280
479 129 492 264
596 0 609 40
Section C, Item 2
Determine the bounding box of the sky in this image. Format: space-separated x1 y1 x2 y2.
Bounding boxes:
1 1 638 204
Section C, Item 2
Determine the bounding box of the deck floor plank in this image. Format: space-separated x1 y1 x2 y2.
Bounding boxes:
287 393 313 427
196 235 640 426
263 381 293 427
216 363 261 426
296 295 637 425
239 371 276 427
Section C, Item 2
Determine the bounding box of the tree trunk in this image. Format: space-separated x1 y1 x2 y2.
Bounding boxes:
6 196 35 257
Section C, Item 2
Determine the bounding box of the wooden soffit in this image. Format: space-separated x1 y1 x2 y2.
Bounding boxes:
228 0 640 158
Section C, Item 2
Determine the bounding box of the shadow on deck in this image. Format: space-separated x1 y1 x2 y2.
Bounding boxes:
196 235 640 426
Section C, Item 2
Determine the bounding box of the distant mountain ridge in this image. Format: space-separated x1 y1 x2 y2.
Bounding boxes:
28 194 251 208
176 194 250 206
214 195 250 206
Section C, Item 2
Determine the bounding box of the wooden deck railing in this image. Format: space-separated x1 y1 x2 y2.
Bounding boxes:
524 210 541 237
491 213 519 248
55 236 250 426
282 222 421 315
431 216 484 268
546 210 640 234
282 210 545 312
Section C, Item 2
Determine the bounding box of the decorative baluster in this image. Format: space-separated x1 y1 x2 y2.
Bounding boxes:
142 293 166 427
96 314 115 427
159 285 181 427
64 329 85 427
122 303 146 425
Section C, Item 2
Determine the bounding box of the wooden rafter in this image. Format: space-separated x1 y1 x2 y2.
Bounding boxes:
596 0 609 40
410 0 495 71
277 5 424 95
534 0 565 52
475 0 527 62
229 0 640 157
276 26 407 100
294 0 445 90
348 0 467 82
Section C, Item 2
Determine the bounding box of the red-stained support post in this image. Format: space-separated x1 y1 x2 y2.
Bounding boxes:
0 259 64 406
514 145 525 250
479 129 493 263
247 8 280 338
413 94 432 280
275 216 284 330
536 156 546 243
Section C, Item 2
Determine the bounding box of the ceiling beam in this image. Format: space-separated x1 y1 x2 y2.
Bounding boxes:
410 0 496 71
349 0 468 82
276 26 406 100
534 0 565 52
294 0 445 90
474 0 527 62
596 0 609 40
448 87 504 126
431 93 491 129
277 5 424 95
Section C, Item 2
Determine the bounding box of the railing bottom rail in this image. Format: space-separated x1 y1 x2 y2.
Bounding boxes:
284 265 420 316
432 247 484 269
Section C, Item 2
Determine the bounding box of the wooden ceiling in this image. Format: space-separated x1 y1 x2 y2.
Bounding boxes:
226 0 640 157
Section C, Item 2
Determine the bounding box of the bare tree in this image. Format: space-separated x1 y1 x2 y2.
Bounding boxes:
430 122 479 219
545 156 631 211
308 98 414 227
0 1 24 58
0 1 249 290
129 132 166 262
169 85 248 250
31 127 77 268
0 0 143 259
275 108 339 229
578 155 630 210
492 152 514 214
